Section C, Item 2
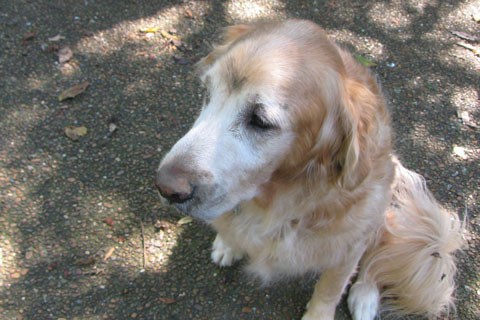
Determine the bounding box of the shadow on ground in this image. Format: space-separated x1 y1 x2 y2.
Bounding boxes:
0 0 478 319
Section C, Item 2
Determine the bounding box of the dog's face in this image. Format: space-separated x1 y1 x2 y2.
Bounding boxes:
155 21 369 220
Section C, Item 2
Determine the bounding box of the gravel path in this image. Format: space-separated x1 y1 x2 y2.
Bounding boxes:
1 1 478 319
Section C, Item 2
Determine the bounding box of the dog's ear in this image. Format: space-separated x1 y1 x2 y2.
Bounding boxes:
196 24 252 74
290 78 377 189
223 24 252 43
335 79 377 188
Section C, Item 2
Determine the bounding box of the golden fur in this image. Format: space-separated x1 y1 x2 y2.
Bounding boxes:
156 20 464 320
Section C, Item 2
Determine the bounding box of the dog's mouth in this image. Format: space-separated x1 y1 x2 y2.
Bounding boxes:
155 187 193 213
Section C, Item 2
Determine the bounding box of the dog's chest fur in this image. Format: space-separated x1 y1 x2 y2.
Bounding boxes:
212 181 390 282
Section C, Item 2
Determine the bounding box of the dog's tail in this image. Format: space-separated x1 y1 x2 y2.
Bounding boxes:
360 157 465 317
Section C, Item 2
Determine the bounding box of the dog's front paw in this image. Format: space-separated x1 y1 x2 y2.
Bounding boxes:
211 234 243 267
301 302 335 320
347 281 379 320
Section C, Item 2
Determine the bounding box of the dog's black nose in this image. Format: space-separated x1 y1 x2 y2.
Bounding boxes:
155 170 194 204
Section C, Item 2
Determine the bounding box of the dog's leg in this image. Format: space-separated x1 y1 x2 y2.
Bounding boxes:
302 246 366 320
211 234 244 267
347 280 379 320
347 246 381 320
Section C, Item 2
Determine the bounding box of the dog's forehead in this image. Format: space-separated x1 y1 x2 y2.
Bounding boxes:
202 35 299 98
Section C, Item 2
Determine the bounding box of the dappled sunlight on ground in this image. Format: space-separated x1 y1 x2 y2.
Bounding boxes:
226 0 286 21
0 0 478 319
366 2 412 30
0 236 19 288
329 29 386 59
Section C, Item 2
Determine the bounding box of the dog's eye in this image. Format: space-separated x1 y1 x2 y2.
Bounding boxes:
249 111 275 130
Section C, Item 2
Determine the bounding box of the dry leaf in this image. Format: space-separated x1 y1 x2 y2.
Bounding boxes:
177 216 193 225
170 39 189 52
173 56 191 65
184 9 194 19
354 54 377 67
140 27 160 33
23 31 36 41
48 34 65 42
64 126 88 141
103 247 115 261
59 81 90 101
160 30 180 40
102 216 115 226
57 46 73 63
73 257 96 266
64 127 77 140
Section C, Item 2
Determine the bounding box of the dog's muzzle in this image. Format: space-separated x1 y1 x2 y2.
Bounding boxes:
155 158 231 220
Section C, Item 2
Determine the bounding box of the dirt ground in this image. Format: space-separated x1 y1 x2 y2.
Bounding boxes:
0 0 479 319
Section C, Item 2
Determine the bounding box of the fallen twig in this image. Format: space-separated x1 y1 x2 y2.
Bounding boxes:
456 42 480 56
81 269 105 276
139 217 147 270
450 30 480 42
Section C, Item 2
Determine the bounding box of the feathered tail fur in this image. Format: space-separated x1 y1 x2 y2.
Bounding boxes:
358 157 465 317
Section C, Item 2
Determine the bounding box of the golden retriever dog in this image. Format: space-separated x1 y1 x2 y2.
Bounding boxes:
155 20 464 320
